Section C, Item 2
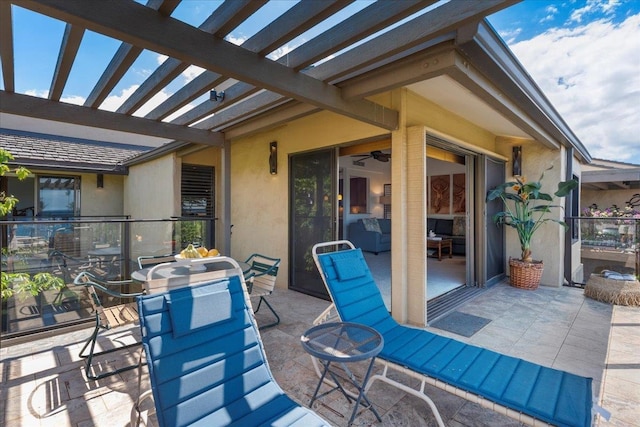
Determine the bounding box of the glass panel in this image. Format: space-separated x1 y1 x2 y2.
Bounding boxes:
1 217 216 340
289 149 335 299
484 156 505 284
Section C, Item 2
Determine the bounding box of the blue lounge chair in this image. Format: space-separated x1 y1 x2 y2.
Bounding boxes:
312 240 600 427
134 272 329 426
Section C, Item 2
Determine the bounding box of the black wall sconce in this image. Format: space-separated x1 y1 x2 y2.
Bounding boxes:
269 141 277 175
512 146 522 176
210 89 225 102
97 173 104 189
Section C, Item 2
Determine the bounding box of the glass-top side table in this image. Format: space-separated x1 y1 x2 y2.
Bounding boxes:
301 322 384 426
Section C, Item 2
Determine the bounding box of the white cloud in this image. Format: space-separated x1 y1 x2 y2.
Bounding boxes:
541 5 559 23
570 0 620 22
181 65 206 83
510 13 640 164
497 27 522 45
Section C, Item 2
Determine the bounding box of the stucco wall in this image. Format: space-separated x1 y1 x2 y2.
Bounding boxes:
496 142 569 286
125 154 178 220
228 111 384 287
80 173 124 216
582 188 640 213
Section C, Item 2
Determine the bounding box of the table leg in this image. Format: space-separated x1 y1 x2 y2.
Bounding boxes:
347 357 382 426
309 360 352 408
448 242 453 258
438 243 442 261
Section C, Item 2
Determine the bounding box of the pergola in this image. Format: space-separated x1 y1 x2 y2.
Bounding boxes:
0 0 586 156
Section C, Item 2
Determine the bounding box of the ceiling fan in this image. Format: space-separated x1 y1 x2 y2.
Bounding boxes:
351 150 391 163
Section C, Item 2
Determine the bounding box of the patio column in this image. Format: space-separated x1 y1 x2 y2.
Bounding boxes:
391 124 428 326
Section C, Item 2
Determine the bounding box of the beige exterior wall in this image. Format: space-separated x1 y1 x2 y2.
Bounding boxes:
125 154 178 220
80 173 124 216
495 142 569 287
582 188 640 213
228 111 384 288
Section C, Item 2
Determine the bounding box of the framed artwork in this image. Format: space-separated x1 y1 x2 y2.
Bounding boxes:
430 175 450 214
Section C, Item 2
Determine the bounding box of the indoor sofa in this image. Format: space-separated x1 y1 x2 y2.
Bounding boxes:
427 217 466 255
348 218 391 254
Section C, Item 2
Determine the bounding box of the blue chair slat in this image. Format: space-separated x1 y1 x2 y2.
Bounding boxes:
316 247 593 427
137 275 328 427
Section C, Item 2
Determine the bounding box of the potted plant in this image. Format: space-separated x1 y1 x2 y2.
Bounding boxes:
486 167 578 289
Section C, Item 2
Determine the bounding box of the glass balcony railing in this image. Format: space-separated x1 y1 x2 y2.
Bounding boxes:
570 216 640 283
1 217 216 340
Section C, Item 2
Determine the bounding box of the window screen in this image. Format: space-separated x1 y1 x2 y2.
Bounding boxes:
181 164 214 217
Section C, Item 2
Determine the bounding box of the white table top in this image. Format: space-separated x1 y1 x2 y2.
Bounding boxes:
131 257 250 282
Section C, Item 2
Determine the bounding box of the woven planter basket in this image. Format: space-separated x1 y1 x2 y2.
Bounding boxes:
509 258 543 290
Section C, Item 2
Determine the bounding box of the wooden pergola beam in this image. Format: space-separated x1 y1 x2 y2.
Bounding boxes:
0 91 224 146
16 0 399 130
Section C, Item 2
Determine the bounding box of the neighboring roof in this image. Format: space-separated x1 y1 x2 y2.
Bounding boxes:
0 0 592 163
582 158 640 190
0 128 150 174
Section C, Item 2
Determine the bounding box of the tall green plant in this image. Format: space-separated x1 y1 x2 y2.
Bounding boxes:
1 149 64 300
1 148 30 216
486 167 578 263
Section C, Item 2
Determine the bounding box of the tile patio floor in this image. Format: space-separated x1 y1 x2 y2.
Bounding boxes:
1 281 639 426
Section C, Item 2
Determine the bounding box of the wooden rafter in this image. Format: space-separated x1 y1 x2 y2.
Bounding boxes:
0 2 15 92
169 0 432 129
115 0 267 115
49 23 84 101
83 0 180 108
0 91 223 146
146 0 353 122
16 0 399 130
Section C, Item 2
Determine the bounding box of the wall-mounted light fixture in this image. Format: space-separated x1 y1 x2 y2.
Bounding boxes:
512 146 522 176
97 173 104 189
379 195 391 205
210 89 225 102
269 141 277 175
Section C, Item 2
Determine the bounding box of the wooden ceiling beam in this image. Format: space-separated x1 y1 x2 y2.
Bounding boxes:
115 0 267 115
0 91 223 146
307 0 518 84
17 0 398 130
148 0 351 122
0 2 15 92
49 23 84 101
84 0 179 108
171 0 431 129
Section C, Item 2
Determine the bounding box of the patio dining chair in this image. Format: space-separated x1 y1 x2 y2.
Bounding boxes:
311 240 605 427
132 271 329 427
73 271 143 380
243 253 281 329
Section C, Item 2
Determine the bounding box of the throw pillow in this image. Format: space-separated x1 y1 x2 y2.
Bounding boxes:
453 216 466 236
362 217 382 234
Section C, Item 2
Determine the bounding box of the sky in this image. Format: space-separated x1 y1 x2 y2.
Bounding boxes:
488 0 640 165
2 0 639 165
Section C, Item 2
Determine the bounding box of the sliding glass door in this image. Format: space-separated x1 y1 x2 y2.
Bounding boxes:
288 149 336 299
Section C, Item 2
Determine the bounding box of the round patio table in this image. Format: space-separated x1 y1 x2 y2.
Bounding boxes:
301 321 383 426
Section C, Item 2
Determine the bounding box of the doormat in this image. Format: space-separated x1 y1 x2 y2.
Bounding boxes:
430 311 491 337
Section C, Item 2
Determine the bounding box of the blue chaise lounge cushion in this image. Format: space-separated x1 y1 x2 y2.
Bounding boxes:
165 287 234 338
316 248 593 427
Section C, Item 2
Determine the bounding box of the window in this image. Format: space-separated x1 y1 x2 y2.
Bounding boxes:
181 165 214 217
38 175 80 218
